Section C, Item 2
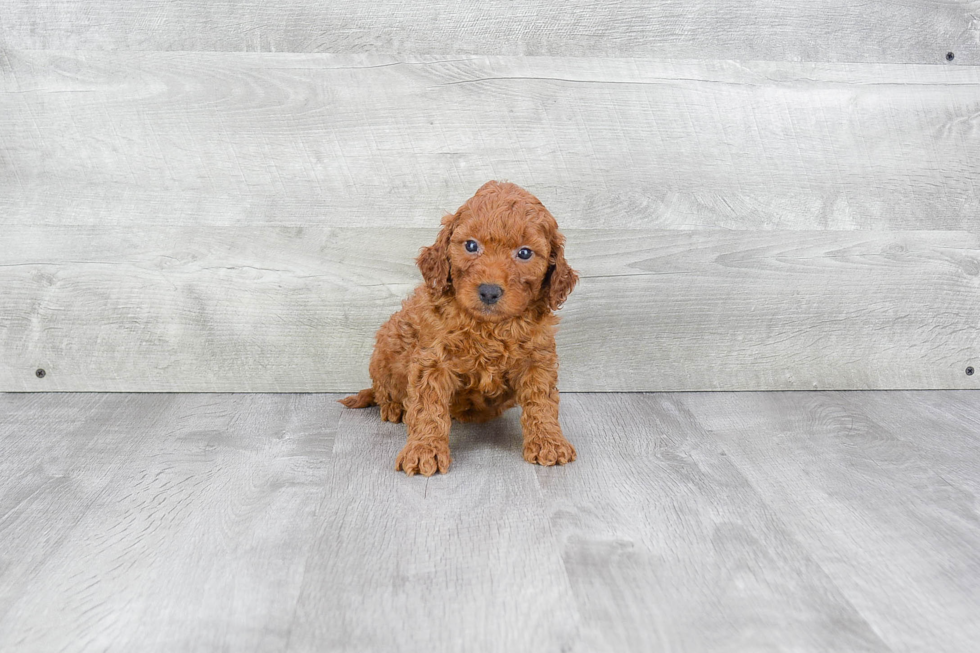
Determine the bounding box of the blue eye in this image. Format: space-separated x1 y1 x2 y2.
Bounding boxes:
517 247 533 260
465 240 479 253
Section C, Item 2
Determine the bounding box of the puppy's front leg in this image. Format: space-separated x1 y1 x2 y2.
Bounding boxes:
396 358 455 476
515 355 576 466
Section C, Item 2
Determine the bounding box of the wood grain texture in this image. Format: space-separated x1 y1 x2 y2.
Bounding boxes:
837 391 980 496
3 52 980 231
681 391 980 653
2 226 977 392
538 394 889 652
0 394 176 627
3 52 978 391
286 405 579 652
3 391 979 651
1 0 977 63
0 393 344 652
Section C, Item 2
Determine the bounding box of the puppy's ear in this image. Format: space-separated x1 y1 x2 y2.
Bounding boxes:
544 230 578 311
417 211 459 294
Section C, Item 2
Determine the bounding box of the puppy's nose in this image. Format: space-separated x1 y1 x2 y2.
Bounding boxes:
478 284 503 305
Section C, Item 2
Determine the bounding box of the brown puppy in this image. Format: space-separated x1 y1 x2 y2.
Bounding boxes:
340 181 578 476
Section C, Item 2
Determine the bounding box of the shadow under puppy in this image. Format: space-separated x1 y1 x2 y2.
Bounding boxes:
341 181 578 476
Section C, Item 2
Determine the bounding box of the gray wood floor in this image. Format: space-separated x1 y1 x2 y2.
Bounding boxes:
1 391 978 652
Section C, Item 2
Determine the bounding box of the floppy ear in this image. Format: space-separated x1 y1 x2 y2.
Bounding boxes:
544 230 578 311
416 211 459 294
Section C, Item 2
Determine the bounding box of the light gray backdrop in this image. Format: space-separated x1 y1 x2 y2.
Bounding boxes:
1 1 978 391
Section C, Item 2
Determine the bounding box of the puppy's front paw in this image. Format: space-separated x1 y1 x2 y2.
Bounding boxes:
523 434 577 466
395 441 451 476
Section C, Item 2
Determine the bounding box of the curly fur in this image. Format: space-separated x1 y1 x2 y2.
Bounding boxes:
340 181 578 476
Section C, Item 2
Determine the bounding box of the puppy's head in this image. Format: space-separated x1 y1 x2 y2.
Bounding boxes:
417 181 577 322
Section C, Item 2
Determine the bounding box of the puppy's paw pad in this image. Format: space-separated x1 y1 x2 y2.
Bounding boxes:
523 435 577 466
395 442 451 476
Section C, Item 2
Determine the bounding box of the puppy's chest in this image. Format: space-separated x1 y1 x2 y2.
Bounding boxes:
445 331 527 393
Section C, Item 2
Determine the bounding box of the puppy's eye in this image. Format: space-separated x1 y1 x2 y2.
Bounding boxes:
517 247 533 260
465 240 479 253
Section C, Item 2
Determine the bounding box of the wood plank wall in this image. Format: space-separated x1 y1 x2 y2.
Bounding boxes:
1 2 978 391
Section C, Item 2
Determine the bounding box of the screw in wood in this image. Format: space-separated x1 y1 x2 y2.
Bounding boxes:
35 368 46 378
946 52 955 61
968 366 975 376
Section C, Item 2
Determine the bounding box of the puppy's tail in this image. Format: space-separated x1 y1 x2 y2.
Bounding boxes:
338 388 376 409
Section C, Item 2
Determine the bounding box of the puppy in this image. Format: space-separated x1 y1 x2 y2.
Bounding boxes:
340 181 578 476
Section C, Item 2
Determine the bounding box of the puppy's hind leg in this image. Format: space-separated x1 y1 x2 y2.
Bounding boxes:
338 387 403 422
378 399 404 423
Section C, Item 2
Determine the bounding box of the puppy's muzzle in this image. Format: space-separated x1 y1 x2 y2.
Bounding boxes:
478 284 503 306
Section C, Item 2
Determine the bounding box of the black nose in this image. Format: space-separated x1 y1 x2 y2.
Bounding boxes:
478 284 503 305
